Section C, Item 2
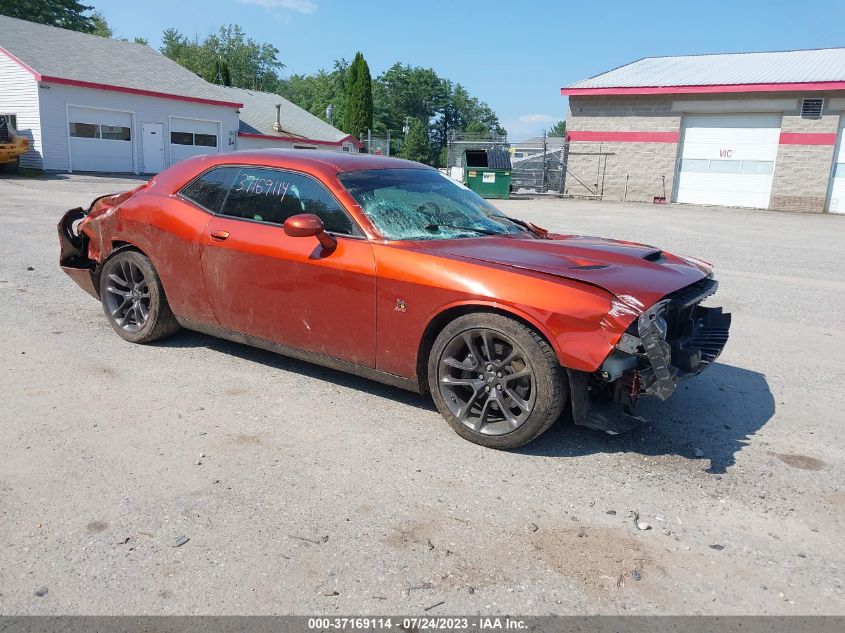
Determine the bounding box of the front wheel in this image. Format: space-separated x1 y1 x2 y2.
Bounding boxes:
428 313 566 449
99 250 180 343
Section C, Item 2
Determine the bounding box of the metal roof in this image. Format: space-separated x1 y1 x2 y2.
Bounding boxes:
0 15 240 106
221 86 351 144
567 48 845 89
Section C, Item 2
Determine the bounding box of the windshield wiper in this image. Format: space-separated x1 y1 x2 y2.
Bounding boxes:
424 223 498 236
492 215 549 238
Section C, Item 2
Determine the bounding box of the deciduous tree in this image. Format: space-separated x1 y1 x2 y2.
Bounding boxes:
161 25 283 91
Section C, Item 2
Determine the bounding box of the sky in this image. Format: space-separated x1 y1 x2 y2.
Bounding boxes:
94 0 845 141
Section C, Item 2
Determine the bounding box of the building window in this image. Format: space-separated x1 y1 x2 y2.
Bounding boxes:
69 122 99 138
293 144 317 150
171 131 195 145
679 158 708 173
100 125 131 141
194 133 218 147
342 145 351 152
680 158 773 176
69 122 130 141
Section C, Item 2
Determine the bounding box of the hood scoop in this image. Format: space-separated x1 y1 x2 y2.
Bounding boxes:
570 264 609 270
642 250 665 263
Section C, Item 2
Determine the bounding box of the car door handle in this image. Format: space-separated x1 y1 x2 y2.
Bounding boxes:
210 230 230 241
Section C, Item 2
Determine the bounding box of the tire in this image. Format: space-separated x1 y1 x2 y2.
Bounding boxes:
99 250 180 344
428 313 566 449
0 158 19 173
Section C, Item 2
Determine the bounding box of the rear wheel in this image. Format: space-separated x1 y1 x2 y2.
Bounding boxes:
99 250 180 343
428 313 566 449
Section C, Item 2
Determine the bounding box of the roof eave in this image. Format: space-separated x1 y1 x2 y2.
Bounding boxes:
40 76 243 108
238 131 364 148
562 81 845 96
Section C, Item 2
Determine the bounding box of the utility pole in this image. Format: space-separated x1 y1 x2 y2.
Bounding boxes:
325 103 334 127
540 129 548 193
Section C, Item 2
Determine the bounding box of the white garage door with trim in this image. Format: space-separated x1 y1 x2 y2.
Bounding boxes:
675 114 781 209
67 106 133 173
827 119 845 214
170 117 219 166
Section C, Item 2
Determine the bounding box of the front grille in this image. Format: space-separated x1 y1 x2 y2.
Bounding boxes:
666 276 718 310
679 307 731 371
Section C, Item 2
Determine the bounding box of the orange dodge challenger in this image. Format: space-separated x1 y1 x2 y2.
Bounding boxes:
58 151 730 449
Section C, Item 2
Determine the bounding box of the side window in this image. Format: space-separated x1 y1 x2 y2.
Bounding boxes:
221 167 359 235
180 167 240 213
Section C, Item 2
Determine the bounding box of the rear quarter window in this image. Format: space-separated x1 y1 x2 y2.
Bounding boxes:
179 166 360 236
179 167 240 213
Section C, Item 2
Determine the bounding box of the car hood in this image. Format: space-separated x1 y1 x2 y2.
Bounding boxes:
416 234 711 310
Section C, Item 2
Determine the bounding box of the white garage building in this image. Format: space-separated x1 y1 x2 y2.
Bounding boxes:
0 15 358 174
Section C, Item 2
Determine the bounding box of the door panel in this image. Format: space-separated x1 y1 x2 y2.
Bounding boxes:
68 106 133 173
142 122 164 174
828 122 845 214
200 217 377 367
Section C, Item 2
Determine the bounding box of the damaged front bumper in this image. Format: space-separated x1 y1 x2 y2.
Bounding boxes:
58 206 98 298
573 277 731 433
604 276 731 402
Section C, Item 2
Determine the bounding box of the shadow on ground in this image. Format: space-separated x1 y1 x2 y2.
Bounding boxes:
158 329 435 412
520 363 774 474
160 330 773 473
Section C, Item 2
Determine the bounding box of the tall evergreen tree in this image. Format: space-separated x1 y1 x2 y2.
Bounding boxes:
342 52 373 136
399 119 431 164
0 0 95 32
548 120 567 137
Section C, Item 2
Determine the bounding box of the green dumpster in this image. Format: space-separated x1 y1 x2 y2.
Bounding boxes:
463 149 512 199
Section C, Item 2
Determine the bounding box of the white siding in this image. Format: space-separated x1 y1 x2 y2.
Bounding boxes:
0 53 42 169
38 82 239 173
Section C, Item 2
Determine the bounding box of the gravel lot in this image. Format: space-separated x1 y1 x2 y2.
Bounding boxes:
1 173 843 615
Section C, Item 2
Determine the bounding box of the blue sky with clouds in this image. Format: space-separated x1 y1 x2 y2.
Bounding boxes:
95 0 845 140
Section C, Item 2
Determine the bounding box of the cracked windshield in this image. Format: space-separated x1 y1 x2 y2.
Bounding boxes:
339 168 528 240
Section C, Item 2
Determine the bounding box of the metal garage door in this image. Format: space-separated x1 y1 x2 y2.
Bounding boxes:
675 114 781 209
67 106 133 173
170 117 219 166
827 119 845 214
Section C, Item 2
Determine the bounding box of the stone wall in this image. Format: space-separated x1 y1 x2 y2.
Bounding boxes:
770 110 840 213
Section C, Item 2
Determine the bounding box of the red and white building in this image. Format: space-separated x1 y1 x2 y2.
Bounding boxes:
0 15 358 175
562 48 845 213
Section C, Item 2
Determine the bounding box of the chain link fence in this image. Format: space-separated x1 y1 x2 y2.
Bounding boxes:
445 133 628 198
362 133 391 156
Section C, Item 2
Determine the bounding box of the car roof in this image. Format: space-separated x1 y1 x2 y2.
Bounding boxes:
218 149 429 173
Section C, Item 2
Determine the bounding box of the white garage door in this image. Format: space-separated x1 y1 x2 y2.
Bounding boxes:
675 114 781 209
67 106 134 173
827 120 845 214
170 118 219 165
